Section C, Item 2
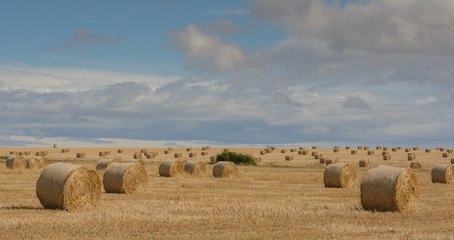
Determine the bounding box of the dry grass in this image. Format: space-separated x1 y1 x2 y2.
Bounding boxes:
1 147 454 239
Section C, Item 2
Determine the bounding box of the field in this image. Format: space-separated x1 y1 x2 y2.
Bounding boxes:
1 146 454 239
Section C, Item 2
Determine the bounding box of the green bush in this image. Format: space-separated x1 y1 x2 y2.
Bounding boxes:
216 152 256 166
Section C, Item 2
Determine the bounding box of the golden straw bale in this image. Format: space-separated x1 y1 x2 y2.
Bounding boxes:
383 155 391 160
299 146 305 150
260 150 266 155
361 166 419 212
405 148 411 152
37 157 48 168
359 159 369 167
96 158 119 171
201 151 208 156
265 148 272 153
99 151 107 157
448 149 453 153
324 163 356 188
302 150 309 155
212 161 238 178
319 157 326 164
253 156 261 163
18 152 24 155
76 152 85 158
408 153 416 161
431 164 454 184
133 152 142 159
311 151 317 156
367 150 375 155
103 163 148 194
6 155 26 169
351 149 358 154
345 146 351 149
285 155 294 161
184 161 206 175
376 146 382 150
117 149 123 153
174 153 182 158
314 153 323 159
442 152 448 158
298 150 304 155
290 148 297 152
392 147 397 152
189 152 197 158
383 146 389 150
9 151 17 155
439 147 446 152
61 148 70 153
210 156 217 163
410 161 421 169
186 147 192 152
26 156 39 169
425 148 431 153
281 149 287 153
223 148 230 153
357 146 363 150
451 158 454 164
325 158 338 166
164 150 170 154
333 148 339 153
413 146 419 151
159 160 184 177
382 151 389 156
312 146 318 149
36 162 101 210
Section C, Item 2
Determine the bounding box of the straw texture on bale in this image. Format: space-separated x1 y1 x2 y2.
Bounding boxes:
351 150 358 154
410 161 421 169
133 152 142 159
425 148 431 153
360 166 420 212
103 163 148 194
431 164 454 184
408 153 416 161
333 148 339 152
319 157 326 164
210 156 217 163
159 160 184 177
451 158 454 164
184 161 206 175
324 163 356 188
442 152 448 158
212 161 238 178
383 155 391 160
6 156 26 169
285 155 294 161
36 162 101 210
76 152 85 158
127 159 145 166
99 151 107 157
359 159 370 167
281 149 287 153
367 150 374 155
96 159 119 171
26 156 39 169
186 147 192 151
325 158 338 166
189 152 197 158
174 153 182 158
37 157 48 168
117 149 123 153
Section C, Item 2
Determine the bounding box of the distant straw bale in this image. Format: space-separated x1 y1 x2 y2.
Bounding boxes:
186 147 192 152
351 149 358 155
325 158 338 166
382 151 389 156
6 155 26 169
184 161 206 175
324 163 356 188
285 155 294 161
133 152 142 159
96 159 119 171
201 151 208 156
103 163 148 194
159 160 184 177
361 166 419 212
189 152 197 158
26 156 39 169
413 146 419 151
319 157 326 164
281 149 287 153
76 152 85 158
367 150 375 155
359 159 369 167
431 164 454 184
383 155 391 160
36 162 101 210
425 148 431 153
408 153 416 161
117 149 123 153
345 146 351 149
312 146 318 149
210 156 217 163
442 152 448 158
410 162 421 169
212 161 238 178
174 153 182 158
333 148 339 153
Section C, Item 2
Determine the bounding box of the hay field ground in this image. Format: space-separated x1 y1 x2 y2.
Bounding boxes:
1 147 454 239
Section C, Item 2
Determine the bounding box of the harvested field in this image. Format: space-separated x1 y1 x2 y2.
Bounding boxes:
1 147 454 239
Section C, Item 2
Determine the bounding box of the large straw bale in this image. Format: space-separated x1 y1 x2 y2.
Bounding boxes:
96 158 119 171
36 162 101 210
37 157 48 168
360 166 420 212
103 163 148 194
6 155 26 169
212 161 238 178
324 163 356 188
159 160 184 177
431 164 454 184
410 162 421 169
184 161 206 175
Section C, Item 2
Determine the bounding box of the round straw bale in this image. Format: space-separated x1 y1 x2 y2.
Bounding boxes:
174 153 182 158
382 151 389 156
359 159 369 167
425 148 431 153
299 146 305 150
133 151 142 159
451 158 454 164
319 157 326 164
357 146 363 150
367 150 374 155
265 148 272 153
159 160 184 177
351 149 358 154
36 162 101 210
312 146 318 149
26 156 39 169
290 148 297 152
383 155 391 160
223 148 230 153
96 158 119 171
201 151 208 156
413 146 419 151
442 152 448 158
346 146 351 149
285 155 294 161
18 151 24 155
324 163 356 188
184 161 206 175
9 151 17 155
448 149 453 153
6 156 26 169
213 161 238 178
37 157 48 168
361 166 419 212
186 147 192 151
376 146 382 150
405 148 411 152
164 150 170 154
364 146 370 150
189 152 197 158
103 163 148 194
76 152 85 158
392 147 397 152
210 155 217 163
281 149 287 153
408 153 416 161
431 164 454 184
260 150 266 155
99 151 107 157
333 148 339 152
302 150 309 155
383 146 389 150
325 158 338 166
253 156 261 163
410 161 421 169
117 149 123 153
314 153 323 159
127 159 145 166
311 151 317 156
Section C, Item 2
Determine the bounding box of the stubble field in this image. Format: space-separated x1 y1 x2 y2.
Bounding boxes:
0 146 453 239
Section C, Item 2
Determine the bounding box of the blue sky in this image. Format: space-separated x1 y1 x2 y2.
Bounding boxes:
1 0 454 148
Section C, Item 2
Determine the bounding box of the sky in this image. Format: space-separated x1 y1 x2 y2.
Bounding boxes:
1 0 454 148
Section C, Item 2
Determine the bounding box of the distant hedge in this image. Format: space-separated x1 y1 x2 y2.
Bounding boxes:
216 152 256 166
